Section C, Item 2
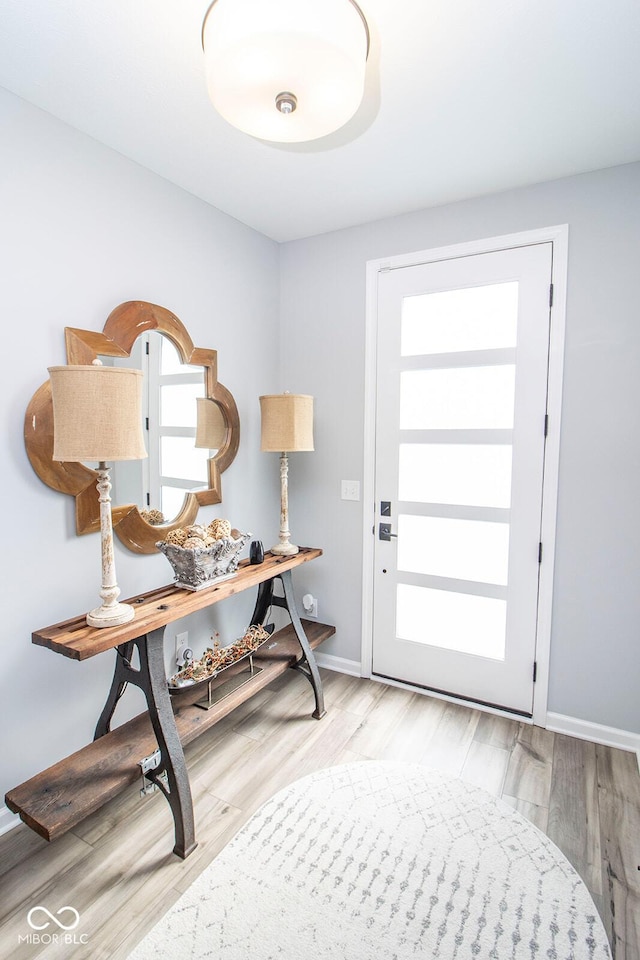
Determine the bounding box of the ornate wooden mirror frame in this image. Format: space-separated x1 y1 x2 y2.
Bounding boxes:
25 301 240 554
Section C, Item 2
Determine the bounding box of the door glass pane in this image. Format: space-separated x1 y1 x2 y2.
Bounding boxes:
396 584 506 660
160 383 204 427
399 443 513 508
401 281 519 356
161 437 209 483
397 514 509 585
400 365 516 430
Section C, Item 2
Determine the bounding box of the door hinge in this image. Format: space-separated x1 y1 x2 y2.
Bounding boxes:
145 417 150 431
146 491 151 506
145 340 150 355
533 661 538 683
544 414 549 437
538 542 543 563
549 283 554 307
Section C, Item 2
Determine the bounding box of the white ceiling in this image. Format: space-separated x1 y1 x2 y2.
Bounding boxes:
1 0 639 242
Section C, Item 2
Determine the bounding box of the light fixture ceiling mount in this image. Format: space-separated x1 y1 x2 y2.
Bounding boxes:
275 92 297 116
202 0 370 143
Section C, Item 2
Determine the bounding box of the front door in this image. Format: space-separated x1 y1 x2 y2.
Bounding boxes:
372 242 553 715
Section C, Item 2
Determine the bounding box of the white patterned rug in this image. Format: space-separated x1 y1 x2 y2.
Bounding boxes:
128 762 611 959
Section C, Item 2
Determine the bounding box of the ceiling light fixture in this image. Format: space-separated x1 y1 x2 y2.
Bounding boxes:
202 0 370 143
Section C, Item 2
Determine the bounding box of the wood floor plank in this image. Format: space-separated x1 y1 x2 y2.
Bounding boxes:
329 747 369 767
503 723 554 807
171 798 246 895
324 674 386 718
94 887 180 960
346 682 418 758
288 708 364 781
418 701 480 777
500 794 549 832
217 706 362 816
0 830 93 925
473 711 519 750
230 671 318 741
547 733 602 897
378 692 447 765
597 744 640 960
0 823 49 881
461 740 510 796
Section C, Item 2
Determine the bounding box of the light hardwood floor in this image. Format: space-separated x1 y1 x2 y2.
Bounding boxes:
1 669 638 959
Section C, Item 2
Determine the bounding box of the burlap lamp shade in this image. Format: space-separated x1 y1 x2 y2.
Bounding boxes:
195 397 227 450
260 393 314 453
48 365 147 462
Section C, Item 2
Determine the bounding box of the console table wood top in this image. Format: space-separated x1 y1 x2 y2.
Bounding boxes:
32 547 322 660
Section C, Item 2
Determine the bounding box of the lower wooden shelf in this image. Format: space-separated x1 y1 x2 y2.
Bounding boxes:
5 619 334 843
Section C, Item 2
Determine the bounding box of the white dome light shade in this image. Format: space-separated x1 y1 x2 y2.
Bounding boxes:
202 0 369 143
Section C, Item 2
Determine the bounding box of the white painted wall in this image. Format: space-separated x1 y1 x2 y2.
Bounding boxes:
0 87 280 821
279 161 640 735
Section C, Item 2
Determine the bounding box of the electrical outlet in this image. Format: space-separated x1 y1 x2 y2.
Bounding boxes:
175 631 189 664
302 594 318 618
341 479 360 501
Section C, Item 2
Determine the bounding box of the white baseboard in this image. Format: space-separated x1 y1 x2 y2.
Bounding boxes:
547 712 640 772
0 805 20 837
315 653 362 677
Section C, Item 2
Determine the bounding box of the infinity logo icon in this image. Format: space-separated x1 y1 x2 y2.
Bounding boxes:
27 906 80 931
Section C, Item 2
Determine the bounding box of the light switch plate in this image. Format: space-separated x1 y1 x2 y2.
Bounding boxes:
341 480 360 501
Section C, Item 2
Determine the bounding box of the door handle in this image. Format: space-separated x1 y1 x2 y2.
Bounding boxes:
379 522 398 541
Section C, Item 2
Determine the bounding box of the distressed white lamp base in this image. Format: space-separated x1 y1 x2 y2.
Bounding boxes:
87 464 136 629
87 601 135 628
270 452 299 556
270 541 299 556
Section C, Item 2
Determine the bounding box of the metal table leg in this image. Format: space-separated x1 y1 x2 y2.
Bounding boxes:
279 570 326 720
94 627 197 859
250 571 326 719
249 578 274 627
94 639 135 740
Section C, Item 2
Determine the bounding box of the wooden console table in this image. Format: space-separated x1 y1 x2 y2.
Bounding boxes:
5 548 334 858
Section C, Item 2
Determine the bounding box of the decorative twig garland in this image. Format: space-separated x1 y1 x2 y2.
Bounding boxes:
169 624 270 688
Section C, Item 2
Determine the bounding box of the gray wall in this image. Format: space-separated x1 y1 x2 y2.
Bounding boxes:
279 161 640 735
0 87 280 818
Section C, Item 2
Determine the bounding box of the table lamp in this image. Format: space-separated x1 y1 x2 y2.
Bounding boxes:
48 363 148 628
259 392 314 556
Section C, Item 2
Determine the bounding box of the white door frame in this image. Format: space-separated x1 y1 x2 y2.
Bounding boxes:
361 225 568 727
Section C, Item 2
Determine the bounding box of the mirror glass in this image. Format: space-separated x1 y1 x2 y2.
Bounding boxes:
100 332 227 526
